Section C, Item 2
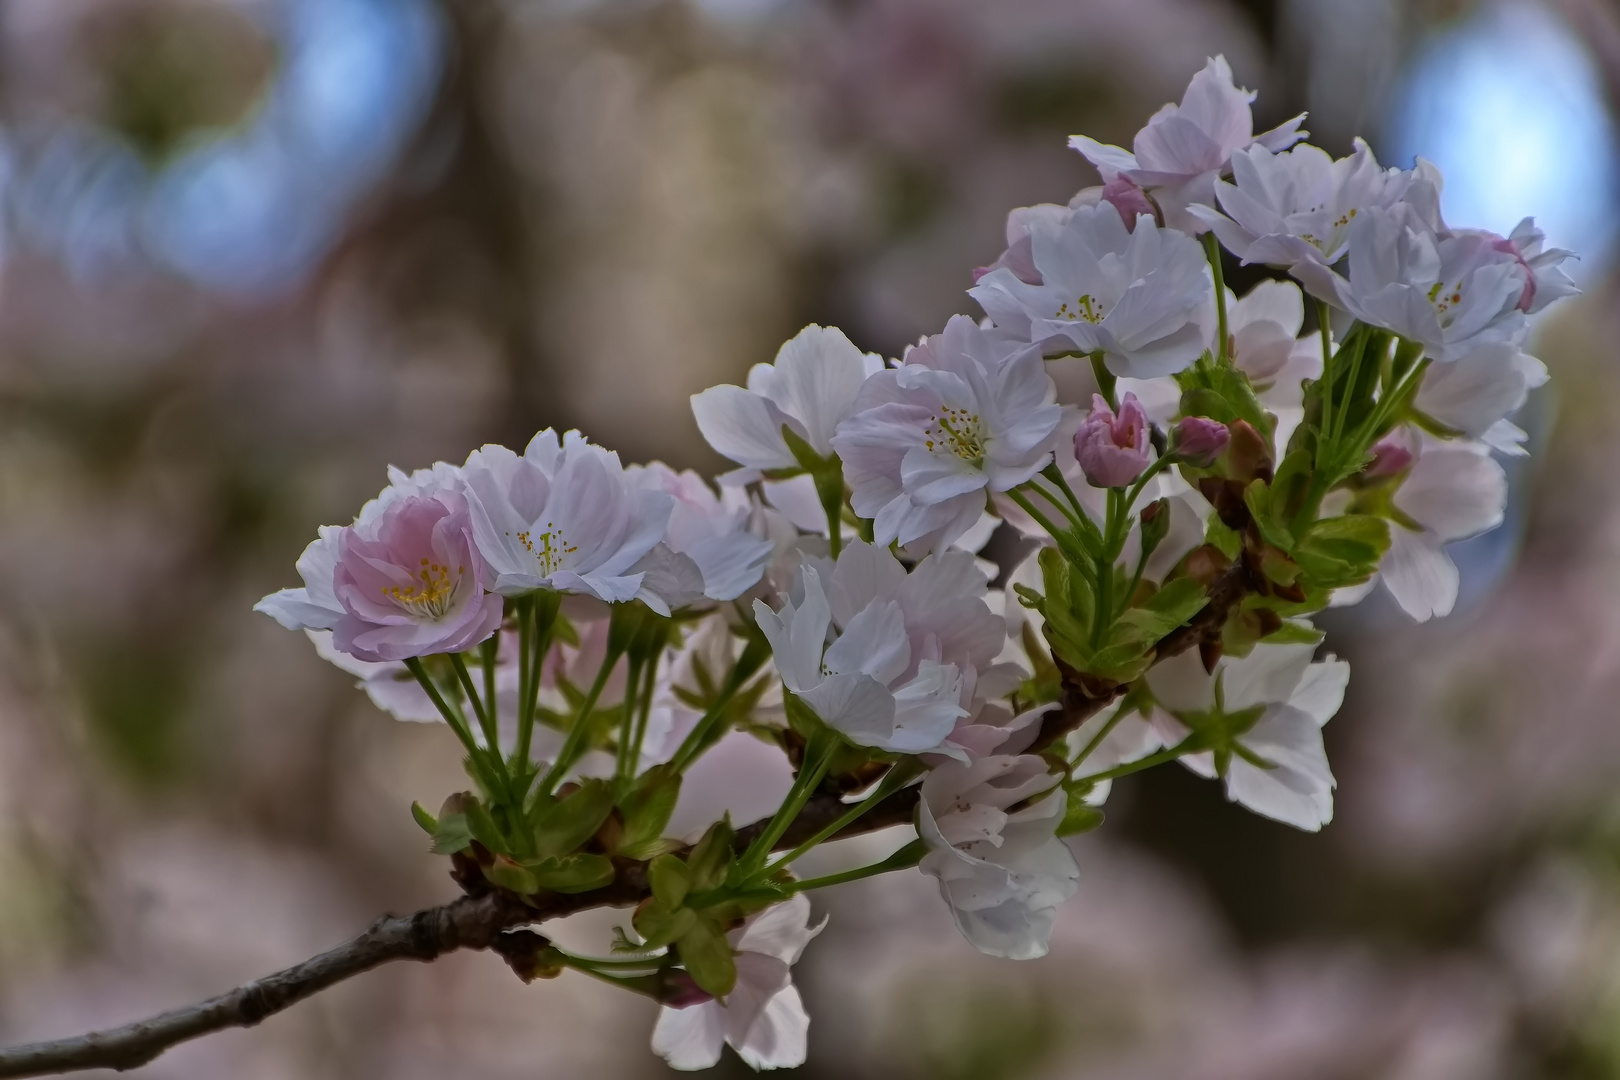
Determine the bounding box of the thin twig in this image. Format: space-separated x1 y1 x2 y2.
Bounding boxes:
0 565 1253 1077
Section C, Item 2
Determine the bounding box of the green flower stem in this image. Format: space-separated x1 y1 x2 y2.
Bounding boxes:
740 730 839 876
813 463 845 559
450 653 500 757
627 649 660 777
1041 463 1104 549
515 591 562 772
1317 299 1335 441
1089 352 1118 410
614 653 646 787
1074 737 1197 785
537 643 624 799
404 657 502 796
665 633 770 775
1007 487 1078 556
557 957 667 998
1203 232 1229 364
1122 453 1173 515
480 633 499 744
1071 705 1128 767
1027 474 1091 537
770 760 923 871
786 839 926 894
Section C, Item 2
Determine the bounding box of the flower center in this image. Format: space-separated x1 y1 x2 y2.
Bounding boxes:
510 524 577 577
1054 293 1106 323
386 558 462 619
1426 280 1465 325
924 406 986 465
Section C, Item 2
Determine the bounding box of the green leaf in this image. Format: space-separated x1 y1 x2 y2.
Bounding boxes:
1294 514 1390 588
1269 449 1314 527
1261 619 1326 646
411 801 439 836
648 854 692 909
1116 577 1208 643
1084 641 1154 684
1204 514 1241 561
616 765 681 856
1243 479 1294 552
430 812 474 855
1176 355 1273 443
486 855 540 895
1031 547 1096 673
464 797 506 853
634 898 698 949
678 918 738 998
530 853 615 893
532 779 616 859
687 817 736 893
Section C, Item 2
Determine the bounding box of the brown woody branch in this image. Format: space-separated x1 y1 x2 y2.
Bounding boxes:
0 563 1254 1078
0 798 902 1078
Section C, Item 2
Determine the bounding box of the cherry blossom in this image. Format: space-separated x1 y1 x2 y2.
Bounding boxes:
1145 643 1348 831
460 430 675 609
1069 55 1306 232
918 753 1080 958
831 315 1061 549
691 324 885 473
651 894 824 1071
971 203 1212 378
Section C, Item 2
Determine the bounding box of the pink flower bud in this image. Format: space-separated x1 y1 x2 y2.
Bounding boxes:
662 971 715 1009
1075 392 1152 488
1173 416 1229 465
1365 434 1415 478
1101 176 1157 231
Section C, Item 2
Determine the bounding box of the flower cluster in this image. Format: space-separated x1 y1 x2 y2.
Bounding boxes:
257 56 1572 1072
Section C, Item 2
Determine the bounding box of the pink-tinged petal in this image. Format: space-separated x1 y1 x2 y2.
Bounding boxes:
1380 525 1458 622
651 1001 727 1071
691 384 796 470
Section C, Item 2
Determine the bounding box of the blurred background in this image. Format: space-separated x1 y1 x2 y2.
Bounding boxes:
0 0 1617 1076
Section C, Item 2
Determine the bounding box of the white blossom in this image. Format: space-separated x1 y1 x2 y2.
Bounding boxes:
628 463 775 603
1186 139 1429 301
1069 55 1306 232
652 894 824 1071
460 430 676 610
1335 207 1529 361
970 203 1213 379
831 314 1061 549
918 754 1080 958
753 541 1006 756
1414 342 1547 450
691 325 885 473
1376 436 1508 622
1145 642 1347 831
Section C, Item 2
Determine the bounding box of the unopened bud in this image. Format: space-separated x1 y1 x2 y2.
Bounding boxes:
1138 498 1170 559
1075 393 1152 488
1172 416 1230 466
1364 434 1415 479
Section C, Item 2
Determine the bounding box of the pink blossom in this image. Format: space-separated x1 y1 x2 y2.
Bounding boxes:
1101 176 1156 230
330 492 503 663
1173 416 1230 464
1075 393 1152 488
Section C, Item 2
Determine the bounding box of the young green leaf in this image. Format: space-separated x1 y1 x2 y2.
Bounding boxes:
648 853 692 910
678 918 739 999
